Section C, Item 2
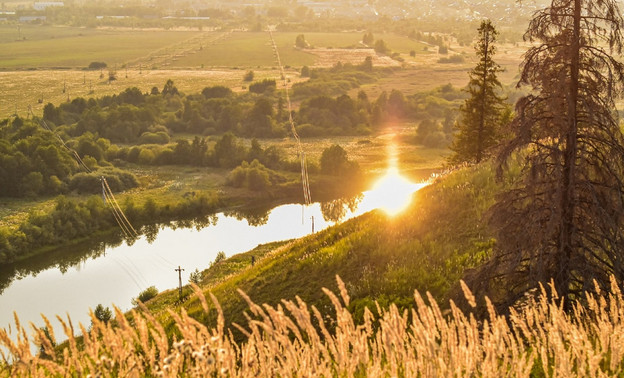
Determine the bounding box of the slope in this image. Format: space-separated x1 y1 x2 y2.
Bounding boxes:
146 163 504 338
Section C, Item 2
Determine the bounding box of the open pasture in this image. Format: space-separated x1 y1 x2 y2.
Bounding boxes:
0 26 431 70
0 67 304 119
0 25 200 69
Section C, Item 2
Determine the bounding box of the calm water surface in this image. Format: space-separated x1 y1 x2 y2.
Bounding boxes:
0 181 426 340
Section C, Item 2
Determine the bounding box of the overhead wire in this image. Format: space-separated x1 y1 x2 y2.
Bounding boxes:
268 30 312 206
28 106 139 239
111 256 146 290
102 177 138 237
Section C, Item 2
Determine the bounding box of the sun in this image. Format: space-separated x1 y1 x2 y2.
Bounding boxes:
365 166 427 216
361 142 429 217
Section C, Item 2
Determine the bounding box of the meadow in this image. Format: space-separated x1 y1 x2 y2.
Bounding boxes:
0 26 428 70
2 274 623 376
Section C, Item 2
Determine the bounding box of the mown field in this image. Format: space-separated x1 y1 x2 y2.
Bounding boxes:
0 26 428 70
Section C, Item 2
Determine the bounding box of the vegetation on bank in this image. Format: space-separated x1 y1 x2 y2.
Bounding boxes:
0 190 221 264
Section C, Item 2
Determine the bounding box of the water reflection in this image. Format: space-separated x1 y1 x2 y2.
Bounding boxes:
320 195 363 222
223 206 271 227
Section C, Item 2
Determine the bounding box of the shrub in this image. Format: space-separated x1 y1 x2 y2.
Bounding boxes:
227 160 280 191
93 304 112 324
88 61 107 70
202 86 233 98
189 269 202 284
249 79 276 94
132 286 158 305
138 131 170 145
243 70 254 82
320 144 360 177
438 55 465 64
211 251 226 266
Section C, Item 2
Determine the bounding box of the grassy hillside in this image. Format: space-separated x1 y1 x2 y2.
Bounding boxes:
5 162 624 376
146 162 503 338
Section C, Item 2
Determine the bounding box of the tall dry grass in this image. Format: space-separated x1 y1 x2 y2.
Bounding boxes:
1 276 624 376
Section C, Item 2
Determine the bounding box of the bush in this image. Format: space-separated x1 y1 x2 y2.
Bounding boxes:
138 131 170 145
189 269 202 284
88 61 107 70
93 304 112 324
320 144 359 177
227 160 278 191
132 286 158 305
249 79 276 94
243 70 254 82
211 251 226 266
438 55 465 64
69 169 139 194
202 86 233 98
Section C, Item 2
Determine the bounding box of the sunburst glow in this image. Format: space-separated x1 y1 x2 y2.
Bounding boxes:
359 142 429 216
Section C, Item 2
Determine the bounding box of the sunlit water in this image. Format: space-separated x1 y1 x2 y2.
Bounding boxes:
0 143 429 348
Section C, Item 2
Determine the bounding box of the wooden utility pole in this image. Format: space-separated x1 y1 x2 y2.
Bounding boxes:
175 266 185 301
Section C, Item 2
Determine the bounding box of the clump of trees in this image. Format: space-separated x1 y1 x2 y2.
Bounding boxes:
295 34 309 48
228 159 286 191
320 144 360 177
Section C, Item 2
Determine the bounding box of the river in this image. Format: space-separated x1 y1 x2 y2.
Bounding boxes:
0 175 428 344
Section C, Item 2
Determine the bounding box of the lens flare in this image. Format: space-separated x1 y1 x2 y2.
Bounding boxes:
359 142 429 216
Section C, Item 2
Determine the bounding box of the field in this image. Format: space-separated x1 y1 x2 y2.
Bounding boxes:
0 68 306 119
0 23 527 119
0 26 428 70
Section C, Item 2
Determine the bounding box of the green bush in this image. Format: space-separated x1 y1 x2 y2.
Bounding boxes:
249 79 276 94
93 304 112 324
227 160 284 191
132 286 159 305
138 131 170 145
243 70 254 82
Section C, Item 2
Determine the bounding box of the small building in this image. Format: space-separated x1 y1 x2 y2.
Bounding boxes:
33 2 64 11
19 15 46 22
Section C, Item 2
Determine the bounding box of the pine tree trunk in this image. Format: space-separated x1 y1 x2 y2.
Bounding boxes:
559 0 581 302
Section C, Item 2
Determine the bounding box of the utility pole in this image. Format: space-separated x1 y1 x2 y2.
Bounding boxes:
311 216 315 233
175 266 185 301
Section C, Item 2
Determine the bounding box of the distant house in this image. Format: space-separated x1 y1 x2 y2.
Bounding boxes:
20 15 46 22
33 2 64 11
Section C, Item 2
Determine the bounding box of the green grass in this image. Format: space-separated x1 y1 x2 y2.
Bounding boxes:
147 162 502 338
174 31 316 68
0 25 199 69
0 27 431 70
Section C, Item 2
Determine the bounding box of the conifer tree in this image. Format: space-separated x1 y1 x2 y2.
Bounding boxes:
469 0 624 308
450 19 506 164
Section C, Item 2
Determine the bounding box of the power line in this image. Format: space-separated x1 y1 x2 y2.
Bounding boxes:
268 30 312 206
